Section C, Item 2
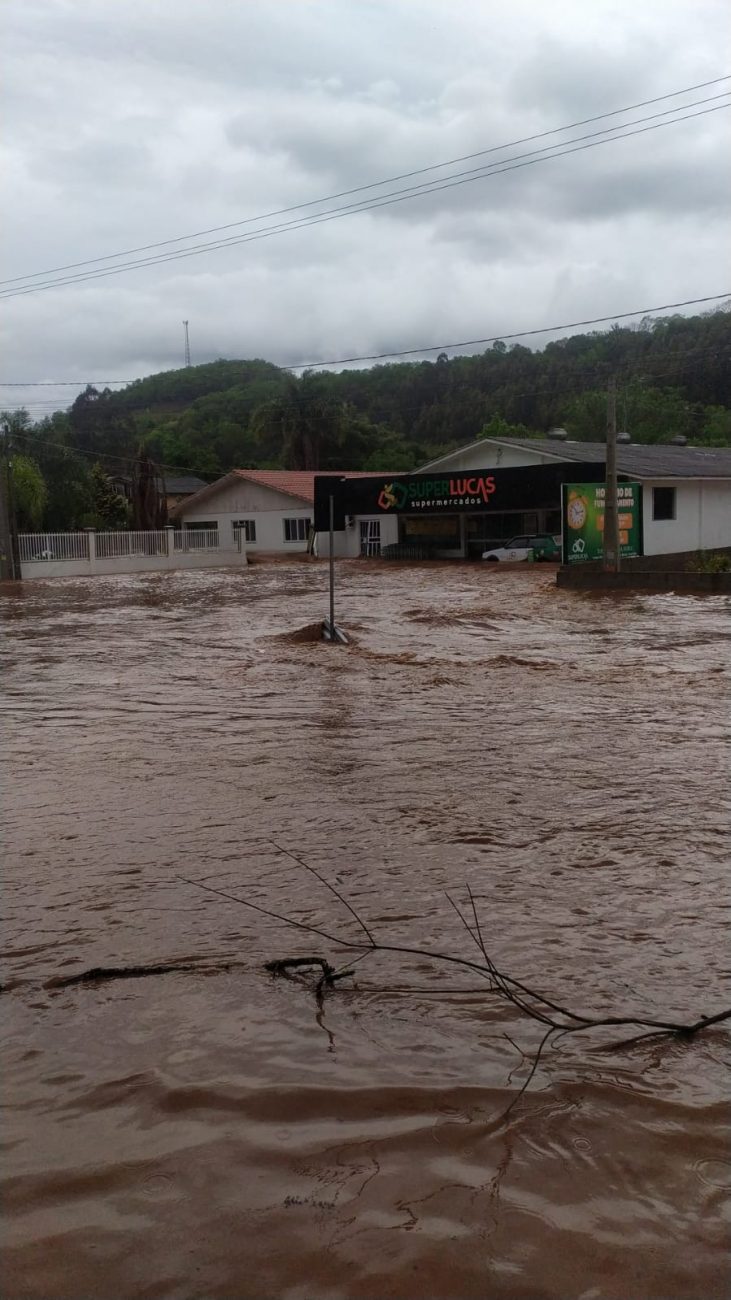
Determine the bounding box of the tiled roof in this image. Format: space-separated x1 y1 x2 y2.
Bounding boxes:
427 437 731 479
230 469 351 504
170 468 377 516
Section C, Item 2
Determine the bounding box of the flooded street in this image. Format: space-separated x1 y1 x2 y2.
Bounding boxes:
2 561 730 1299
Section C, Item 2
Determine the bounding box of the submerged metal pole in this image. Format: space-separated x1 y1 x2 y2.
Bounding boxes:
322 488 347 643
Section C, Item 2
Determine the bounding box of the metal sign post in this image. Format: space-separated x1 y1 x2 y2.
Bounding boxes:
329 493 335 631
323 491 348 644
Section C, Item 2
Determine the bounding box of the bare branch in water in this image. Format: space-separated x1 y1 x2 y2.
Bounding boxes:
269 841 377 947
175 865 731 1114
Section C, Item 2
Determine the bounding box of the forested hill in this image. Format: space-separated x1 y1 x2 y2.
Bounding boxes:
4 307 731 530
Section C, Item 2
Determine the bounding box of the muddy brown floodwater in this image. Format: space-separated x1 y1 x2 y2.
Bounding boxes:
1 561 730 1300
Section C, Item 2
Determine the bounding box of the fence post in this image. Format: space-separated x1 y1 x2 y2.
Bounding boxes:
165 525 175 567
84 528 97 572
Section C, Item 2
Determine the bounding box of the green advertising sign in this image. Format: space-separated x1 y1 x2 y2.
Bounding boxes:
562 481 643 564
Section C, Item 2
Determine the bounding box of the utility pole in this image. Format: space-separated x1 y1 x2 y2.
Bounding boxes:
603 376 620 572
0 434 20 580
183 320 191 368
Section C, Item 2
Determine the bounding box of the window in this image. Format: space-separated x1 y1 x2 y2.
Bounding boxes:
185 520 217 530
283 517 311 543
653 487 676 521
232 519 256 543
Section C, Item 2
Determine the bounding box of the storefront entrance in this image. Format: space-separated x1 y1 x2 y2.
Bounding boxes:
359 520 381 556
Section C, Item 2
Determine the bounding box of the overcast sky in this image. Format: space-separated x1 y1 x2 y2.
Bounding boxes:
2 0 729 417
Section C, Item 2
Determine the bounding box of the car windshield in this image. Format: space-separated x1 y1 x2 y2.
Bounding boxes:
507 537 528 548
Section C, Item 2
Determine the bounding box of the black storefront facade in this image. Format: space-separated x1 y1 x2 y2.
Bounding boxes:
315 462 606 558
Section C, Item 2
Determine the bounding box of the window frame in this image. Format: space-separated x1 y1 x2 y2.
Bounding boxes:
652 487 676 522
232 519 257 544
283 517 311 543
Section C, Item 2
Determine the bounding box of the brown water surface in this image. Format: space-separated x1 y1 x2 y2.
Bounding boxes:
2 562 730 1299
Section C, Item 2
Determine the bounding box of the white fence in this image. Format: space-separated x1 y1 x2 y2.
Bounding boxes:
97 530 168 558
173 529 220 552
18 527 245 579
19 532 90 562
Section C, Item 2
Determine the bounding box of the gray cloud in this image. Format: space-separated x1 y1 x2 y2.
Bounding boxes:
1 0 729 418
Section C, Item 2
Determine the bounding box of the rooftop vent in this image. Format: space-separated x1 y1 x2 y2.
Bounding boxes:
546 426 568 440
617 431 632 444
671 434 688 446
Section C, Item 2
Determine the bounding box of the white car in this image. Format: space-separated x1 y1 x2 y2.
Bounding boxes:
481 534 561 563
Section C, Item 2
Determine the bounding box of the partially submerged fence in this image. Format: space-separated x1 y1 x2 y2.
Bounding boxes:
173 529 220 552
96 529 168 559
17 527 245 579
19 532 91 563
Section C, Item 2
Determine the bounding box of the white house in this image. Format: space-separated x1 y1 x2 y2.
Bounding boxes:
171 469 399 557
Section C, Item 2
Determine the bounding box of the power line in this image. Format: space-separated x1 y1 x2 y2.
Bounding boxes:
0 380 134 387
5 345 729 479
4 99 727 300
0 292 729 396
2 100 729 301
3 74 729 287
288 294 731 369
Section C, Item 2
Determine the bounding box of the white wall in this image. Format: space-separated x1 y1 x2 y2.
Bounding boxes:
180 479 315 553
317 514 400 557
21 548 247 580
179 479 402 557
643 479 731 555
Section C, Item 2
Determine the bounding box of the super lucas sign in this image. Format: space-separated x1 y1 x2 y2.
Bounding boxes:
314 462 605 531
377 473 496 512
562 481 643 564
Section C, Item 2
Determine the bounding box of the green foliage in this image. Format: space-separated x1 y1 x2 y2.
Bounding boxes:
87 463 129 529
3 409 95 530
688 550 731 573
478 413 534 441
103 306 731 472
697 406 731 445
10 454 47 529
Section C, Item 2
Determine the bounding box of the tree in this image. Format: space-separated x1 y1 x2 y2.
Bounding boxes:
9 454 47 530
131 452 167 529
1 408 33 441
68 385 135 457
28 413 95 530
479 413 533 441
88 464 129 529
251 372 347 469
